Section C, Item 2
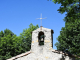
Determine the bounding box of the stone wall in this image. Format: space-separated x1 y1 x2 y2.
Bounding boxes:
7 27 77 60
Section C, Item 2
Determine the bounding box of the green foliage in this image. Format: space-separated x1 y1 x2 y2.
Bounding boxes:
0 23 39 60
40 35 45 40
0 32 22 60
19 23 39 52
39 35 45 45
52 0 80 23
55 21 80 59
53 0 80 59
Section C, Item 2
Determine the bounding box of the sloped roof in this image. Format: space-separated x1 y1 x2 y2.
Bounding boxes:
52 49 80 58
7 51 31 60
7 49 80 60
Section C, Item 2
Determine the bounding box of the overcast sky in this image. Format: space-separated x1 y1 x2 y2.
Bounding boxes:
0 0 67 50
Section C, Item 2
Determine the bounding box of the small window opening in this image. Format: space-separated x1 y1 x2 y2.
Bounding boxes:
38 31 45 45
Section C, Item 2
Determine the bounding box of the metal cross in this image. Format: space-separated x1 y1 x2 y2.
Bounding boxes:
36 13 47 27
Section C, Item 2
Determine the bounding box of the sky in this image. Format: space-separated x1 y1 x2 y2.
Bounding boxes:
0 0 67 50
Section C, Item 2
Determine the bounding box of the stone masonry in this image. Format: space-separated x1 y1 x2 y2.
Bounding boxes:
7 26 78 60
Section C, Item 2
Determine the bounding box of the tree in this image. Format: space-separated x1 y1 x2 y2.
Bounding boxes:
0 29 14 41
55 21 80 59
53 0 80 23
53 0 80 59
19 23 39 52
0 23 39 60
0 29 22 60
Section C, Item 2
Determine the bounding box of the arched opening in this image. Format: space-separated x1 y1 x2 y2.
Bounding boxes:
38 31 45 45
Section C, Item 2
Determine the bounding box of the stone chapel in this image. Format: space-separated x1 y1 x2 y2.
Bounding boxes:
7 26 79 60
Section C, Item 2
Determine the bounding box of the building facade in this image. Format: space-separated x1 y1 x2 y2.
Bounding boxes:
7 26 76 60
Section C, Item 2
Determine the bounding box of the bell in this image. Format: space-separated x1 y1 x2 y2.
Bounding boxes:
41 38 43 41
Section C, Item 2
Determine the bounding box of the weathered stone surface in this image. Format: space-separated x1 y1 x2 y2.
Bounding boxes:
7 27 76 60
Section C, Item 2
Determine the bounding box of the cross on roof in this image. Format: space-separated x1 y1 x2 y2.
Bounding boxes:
36 13 47 27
